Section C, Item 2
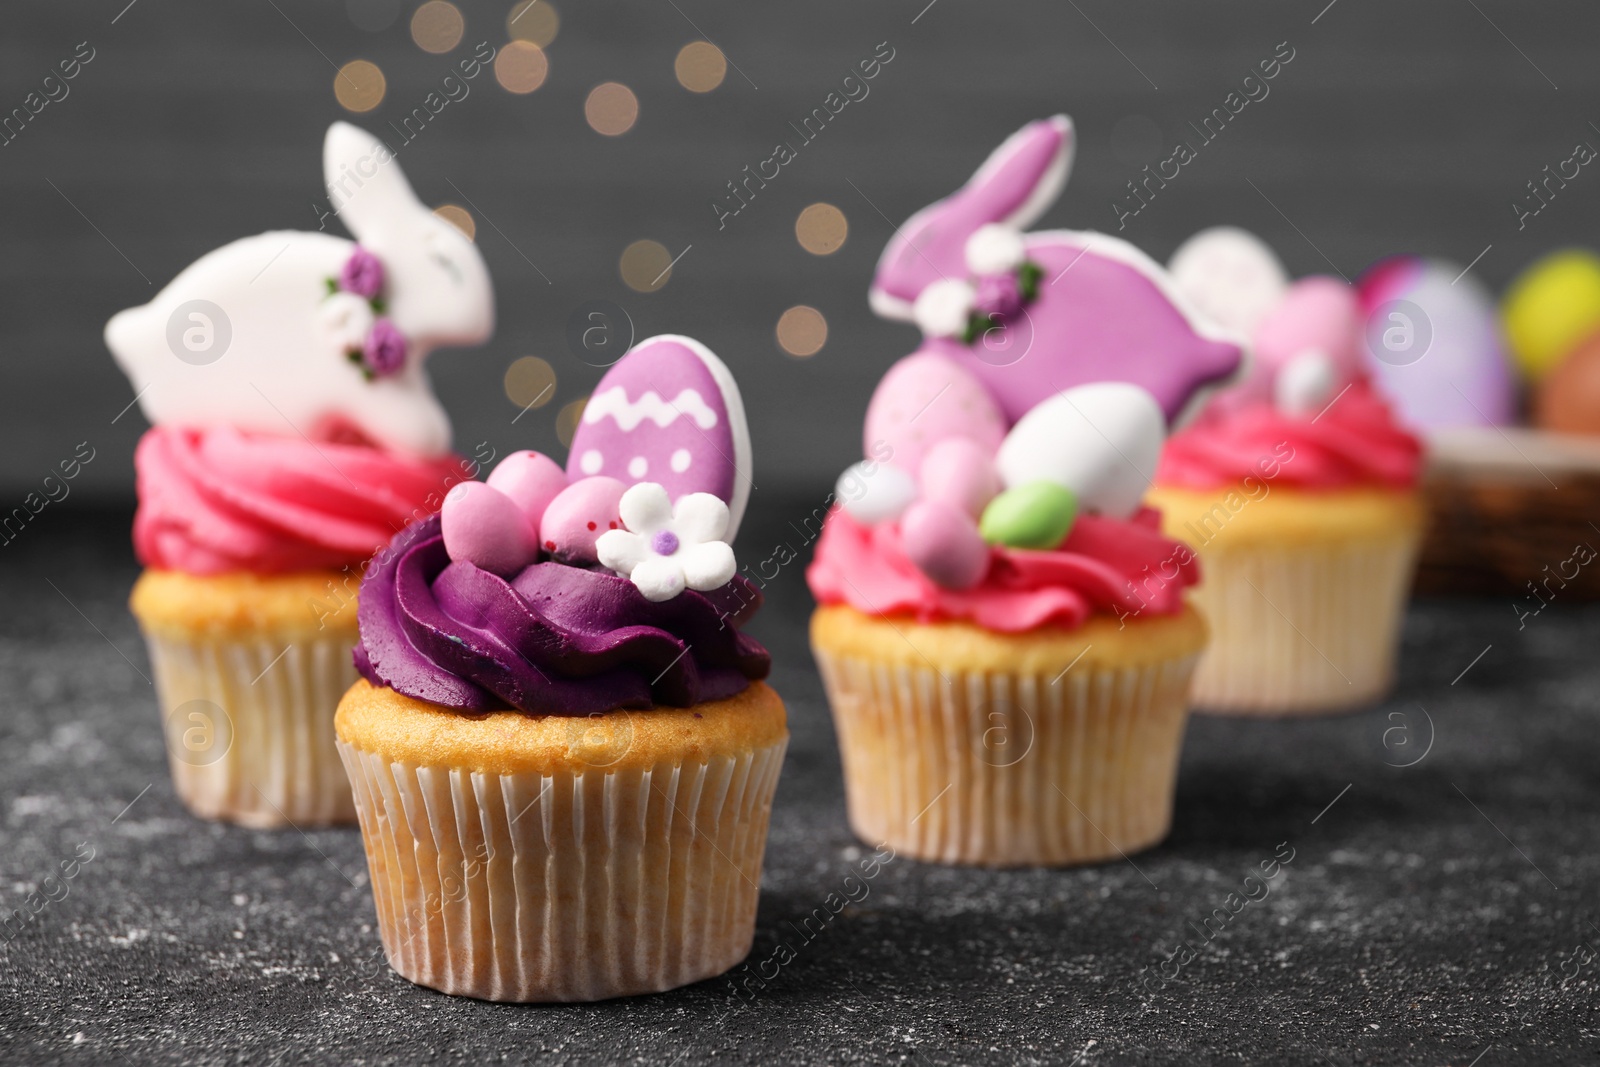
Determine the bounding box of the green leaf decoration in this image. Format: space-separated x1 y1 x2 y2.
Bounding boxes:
324 277 339 296
1018 260 1043 303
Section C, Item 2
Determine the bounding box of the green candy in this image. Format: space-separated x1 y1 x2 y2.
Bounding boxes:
979 481 1077 550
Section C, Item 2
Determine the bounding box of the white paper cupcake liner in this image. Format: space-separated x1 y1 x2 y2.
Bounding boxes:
813 648 1199 867
1185 529 1421 715
337 737 787 1002
141 629 358 827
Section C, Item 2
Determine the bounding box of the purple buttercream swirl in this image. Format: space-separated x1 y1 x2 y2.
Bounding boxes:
355 515 771 716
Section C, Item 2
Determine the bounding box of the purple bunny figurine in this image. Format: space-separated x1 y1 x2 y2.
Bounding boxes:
869 115 1243 426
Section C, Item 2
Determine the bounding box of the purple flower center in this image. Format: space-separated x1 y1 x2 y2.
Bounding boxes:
973 272 1024 319
652 530 680 556
362 318 407 376
339 247 385 300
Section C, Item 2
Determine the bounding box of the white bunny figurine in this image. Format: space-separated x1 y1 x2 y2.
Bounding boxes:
105 122 493 458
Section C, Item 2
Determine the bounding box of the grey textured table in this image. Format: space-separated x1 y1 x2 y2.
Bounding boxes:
2 501 1598 1066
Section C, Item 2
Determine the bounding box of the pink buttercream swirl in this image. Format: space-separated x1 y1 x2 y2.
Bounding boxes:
134 426 469 574
1157 378 1422 491
807 508 1199 633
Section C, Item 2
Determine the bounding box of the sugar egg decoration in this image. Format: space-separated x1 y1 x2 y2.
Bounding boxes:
862 349 1007 476
1502 249 1600 382
995 382 1165 520
1357 255 1514 429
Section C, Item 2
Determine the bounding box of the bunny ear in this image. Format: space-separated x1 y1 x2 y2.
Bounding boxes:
323 122 423 242
870 115 1074 321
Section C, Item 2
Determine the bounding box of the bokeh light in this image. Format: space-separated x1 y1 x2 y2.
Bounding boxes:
674 41 727 92
795 203 848 255
619 240 674 293
494 41 548 93
410 1 464 53
504 356 557 410
334 60 386 113
777 306 828 357
556 396 588 448
507 0 559 47
585 82 639 136
433 204 476 240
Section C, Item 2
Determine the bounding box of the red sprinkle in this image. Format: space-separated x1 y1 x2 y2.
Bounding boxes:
544 540 556 550
586 521 597 531
608 521 618 529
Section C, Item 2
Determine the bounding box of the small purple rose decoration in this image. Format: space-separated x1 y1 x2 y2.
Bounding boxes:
973 272 1024 320
339 246 385 300
362 318 407 377
325 247 406 380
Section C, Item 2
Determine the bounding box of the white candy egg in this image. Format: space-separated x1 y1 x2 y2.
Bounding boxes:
836 461 918 524
1274 350 1337 417
996 383 1165 519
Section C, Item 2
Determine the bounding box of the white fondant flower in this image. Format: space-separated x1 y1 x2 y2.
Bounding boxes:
913 278 978 338
597 482 737 602
319 291 376 351
964 223 1028 276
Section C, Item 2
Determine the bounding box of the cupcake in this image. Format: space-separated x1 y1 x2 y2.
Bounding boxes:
1157 230 1425 714
336 335 787 1002
105 122 494 826
809 116 1240 868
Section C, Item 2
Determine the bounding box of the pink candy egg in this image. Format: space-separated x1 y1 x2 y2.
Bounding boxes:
1253 276 1363 382
863 350 1006 475
440 481 540 577
900 499 990 590
919 438 1001 518
540 476 626 565
485 450 567 527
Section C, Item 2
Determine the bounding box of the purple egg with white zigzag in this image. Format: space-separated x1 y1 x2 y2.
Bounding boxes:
566 334 752 538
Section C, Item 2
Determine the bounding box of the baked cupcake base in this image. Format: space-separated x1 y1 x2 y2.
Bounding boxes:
811 604 1206 868
335 678 788 1003
131 569 360 828
1146 486 1424 715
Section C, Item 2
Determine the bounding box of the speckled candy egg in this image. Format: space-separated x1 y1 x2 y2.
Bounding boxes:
565 335 752 538
863 349 1006 475
540 476 626 565
919 438 1001 518
1255 276 1363 382
900 499 989 590
1358 256 1514 429
485 450 567 527
441 481 540 577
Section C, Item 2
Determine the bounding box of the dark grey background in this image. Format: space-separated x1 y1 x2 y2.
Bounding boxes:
7 3 1600 1065
5 0 1600 501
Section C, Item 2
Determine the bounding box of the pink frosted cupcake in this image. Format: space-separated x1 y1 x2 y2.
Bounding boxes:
808 115 1242 867
108 122 494 825
1156 231 1425 714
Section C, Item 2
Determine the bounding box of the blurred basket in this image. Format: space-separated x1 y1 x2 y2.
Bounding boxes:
1417 426 1600 598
